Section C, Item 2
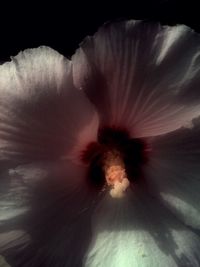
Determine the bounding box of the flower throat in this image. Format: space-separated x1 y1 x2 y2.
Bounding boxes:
81 127 147 198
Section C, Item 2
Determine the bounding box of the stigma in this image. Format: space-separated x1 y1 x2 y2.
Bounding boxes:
103 150 130 198
81 126 147 199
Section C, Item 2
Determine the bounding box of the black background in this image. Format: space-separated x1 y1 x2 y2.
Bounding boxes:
0 0 199 61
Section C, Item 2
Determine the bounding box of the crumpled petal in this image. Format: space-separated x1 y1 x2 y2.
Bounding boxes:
0 160 104 267
85 187 200 267
144 116 200 230
72 20 200 137
0 46 99 165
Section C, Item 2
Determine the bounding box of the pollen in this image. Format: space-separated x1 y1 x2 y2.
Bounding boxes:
103 150 130 198
81 126 147 198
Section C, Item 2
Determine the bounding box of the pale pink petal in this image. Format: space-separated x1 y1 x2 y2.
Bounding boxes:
85 187 200 267
0 160 103 266
144 116 200 230
0 47 99 164
72 20 200 137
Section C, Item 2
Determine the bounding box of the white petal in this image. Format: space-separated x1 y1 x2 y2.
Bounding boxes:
85 188 200 267
144 116 200 230
0 47 99 164
0 161 103 266
72 20 200 137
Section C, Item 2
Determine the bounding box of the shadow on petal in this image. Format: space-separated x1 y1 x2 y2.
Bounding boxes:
146 116 200 230
0 161 105 267
85 184 200 266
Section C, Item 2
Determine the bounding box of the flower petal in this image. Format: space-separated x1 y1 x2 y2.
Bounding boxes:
0 255 10 267
0 160 103 266
85 188 200 267
72 20 200 137
0 47 99 164
144 116 200 230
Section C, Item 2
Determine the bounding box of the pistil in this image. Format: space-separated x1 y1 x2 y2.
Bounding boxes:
103 150 130 198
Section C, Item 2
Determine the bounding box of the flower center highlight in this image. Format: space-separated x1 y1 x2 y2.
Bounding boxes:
103 149 130 198
81 126 147 198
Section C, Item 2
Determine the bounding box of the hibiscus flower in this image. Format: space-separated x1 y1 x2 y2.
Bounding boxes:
1 20 200 267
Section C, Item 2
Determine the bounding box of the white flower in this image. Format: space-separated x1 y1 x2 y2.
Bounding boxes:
0 20 200 267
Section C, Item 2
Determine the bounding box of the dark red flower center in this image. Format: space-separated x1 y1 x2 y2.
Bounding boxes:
81 126 148 191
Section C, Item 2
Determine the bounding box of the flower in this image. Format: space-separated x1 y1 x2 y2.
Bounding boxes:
1 20 200 266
